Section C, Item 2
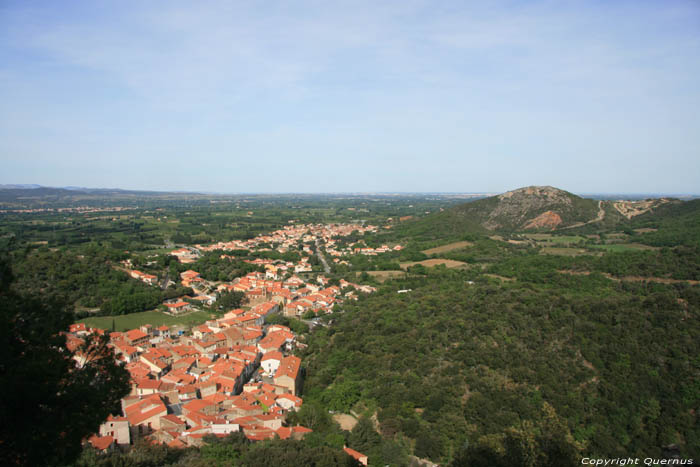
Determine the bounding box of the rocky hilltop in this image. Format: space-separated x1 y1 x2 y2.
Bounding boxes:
394 186 680 241
450 185 601 231
396 186 609 240
480 186 592 230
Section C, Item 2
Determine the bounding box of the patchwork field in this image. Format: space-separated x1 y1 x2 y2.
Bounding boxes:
400 259 468 269
421 241 473 255
78 310 213 332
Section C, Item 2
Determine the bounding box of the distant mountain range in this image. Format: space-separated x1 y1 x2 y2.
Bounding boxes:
0 184 44 189
1 184 697 198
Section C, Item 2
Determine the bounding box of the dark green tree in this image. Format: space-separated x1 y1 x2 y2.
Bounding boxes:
211 290 245 313
0 258 130 466
347 416 381 456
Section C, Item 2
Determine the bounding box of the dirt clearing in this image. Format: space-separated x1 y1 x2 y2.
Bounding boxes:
333 413 358 431
421 241 473 255
356 270 406 282
400 259 468 270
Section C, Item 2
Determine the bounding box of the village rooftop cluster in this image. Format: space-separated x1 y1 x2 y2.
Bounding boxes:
127 222 395 315
67 303 308 452
64 222 397 463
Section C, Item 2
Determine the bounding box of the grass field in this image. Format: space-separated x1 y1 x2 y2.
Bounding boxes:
524 234 587 245
421 241 473 256
400 259 468 269
78 310 213 332
357 270 406 282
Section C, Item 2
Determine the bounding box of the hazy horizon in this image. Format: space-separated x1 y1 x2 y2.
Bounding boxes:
2 182 698 198
2 1 699 194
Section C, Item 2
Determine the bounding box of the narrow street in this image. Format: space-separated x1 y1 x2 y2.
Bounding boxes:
314 239 331 273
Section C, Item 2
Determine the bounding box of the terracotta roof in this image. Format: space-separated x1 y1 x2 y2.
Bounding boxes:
275 355 301 380
125 395 167 426
135 378 161 390
88 435 114 451
168 438 186 448
107 414 128 422
261 350 283 362
258 332 286 351
183 399 215 414
275 393 303 406
125 329 148 341
344 447 368 461
161 414 186 425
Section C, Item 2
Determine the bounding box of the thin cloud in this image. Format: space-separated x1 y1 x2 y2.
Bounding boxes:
0 0 698 193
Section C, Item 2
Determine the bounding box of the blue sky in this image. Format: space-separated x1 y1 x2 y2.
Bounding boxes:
1 0 699 194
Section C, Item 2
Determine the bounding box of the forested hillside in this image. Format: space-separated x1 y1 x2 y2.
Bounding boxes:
630 199 700 248
8 245 191 316
301 267 700 465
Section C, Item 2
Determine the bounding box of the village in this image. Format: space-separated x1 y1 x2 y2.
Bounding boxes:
64 222 401 465
126 222 394 315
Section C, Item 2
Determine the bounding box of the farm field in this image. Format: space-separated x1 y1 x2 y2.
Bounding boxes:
523 233 587 244
357 270 406 282
78 310 213 332
421 240 473 255
400 259 468 269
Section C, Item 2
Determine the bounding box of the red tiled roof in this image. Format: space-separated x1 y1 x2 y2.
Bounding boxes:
125 394 167 426
168 438 186 448
275 355 301 380
344 447 368 461
161 414 186 425
88 435 113 451
261 350 283 362
125 329 148 341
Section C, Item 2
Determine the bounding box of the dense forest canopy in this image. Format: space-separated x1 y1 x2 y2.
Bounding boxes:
301 267 700 464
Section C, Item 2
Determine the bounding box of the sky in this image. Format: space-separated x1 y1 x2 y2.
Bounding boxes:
1 0 699 194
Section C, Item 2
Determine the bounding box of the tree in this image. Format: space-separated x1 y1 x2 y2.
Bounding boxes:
451 404 582 467
211 290 245 313
347 416 381 455
302 309 317 320
0 258 130 466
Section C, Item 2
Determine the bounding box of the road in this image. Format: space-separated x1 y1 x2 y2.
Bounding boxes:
561 200 606 230
314 239 331 274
